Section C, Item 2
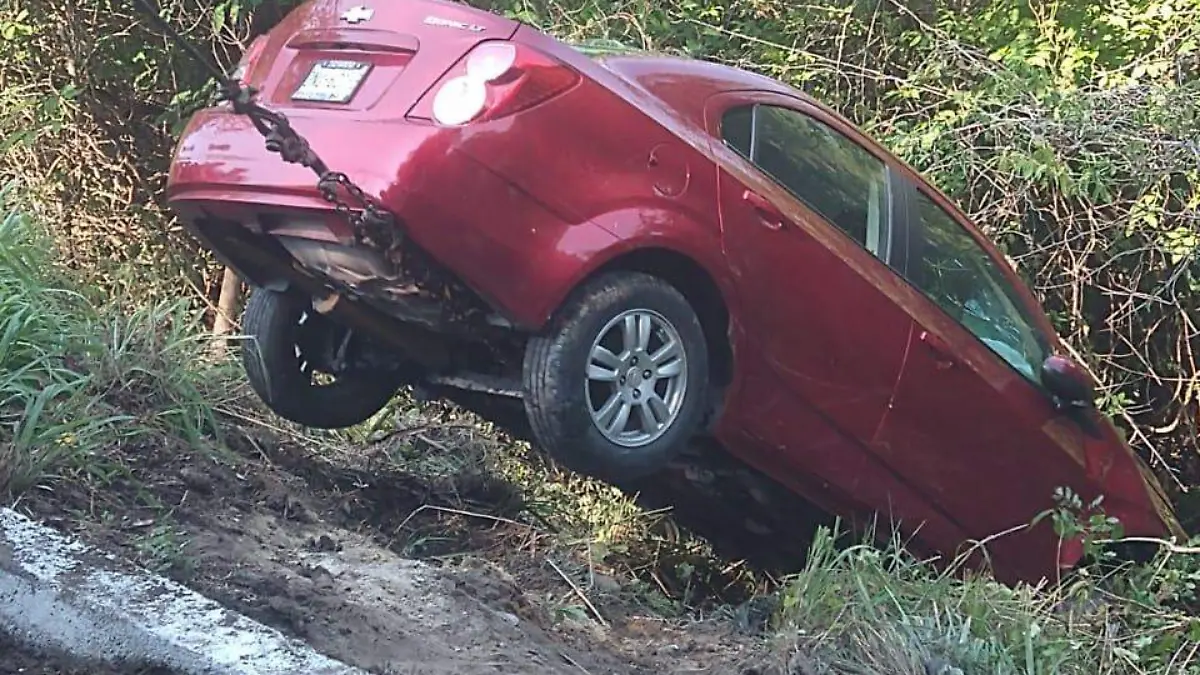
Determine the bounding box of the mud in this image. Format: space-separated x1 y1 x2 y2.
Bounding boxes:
180 510 643 674
15 412 768 675
0 630 177 675
439 387 841 579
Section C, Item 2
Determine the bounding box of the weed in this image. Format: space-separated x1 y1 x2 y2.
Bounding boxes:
132 522 195 577
0 189 235 502
768 520 1200 675
3 189 1198 675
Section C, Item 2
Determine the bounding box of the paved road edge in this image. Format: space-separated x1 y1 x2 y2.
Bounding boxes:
0 507 366 675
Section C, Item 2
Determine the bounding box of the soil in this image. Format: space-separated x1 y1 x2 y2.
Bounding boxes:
13 403 776 675
0 630 177 675
440 388 841 577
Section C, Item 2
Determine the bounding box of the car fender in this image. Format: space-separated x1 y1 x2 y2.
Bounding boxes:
527 205 753 424
541 205 737 325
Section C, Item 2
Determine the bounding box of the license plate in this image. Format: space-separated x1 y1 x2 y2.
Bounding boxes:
292 60 372 103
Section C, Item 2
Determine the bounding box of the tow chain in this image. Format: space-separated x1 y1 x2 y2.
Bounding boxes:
131 0 401 257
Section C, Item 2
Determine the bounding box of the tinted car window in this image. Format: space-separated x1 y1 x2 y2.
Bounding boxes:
721 104 889 255
721 106 753 158
907 189 1050 382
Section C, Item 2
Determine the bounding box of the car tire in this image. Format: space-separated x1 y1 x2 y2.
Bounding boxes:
241 288 397 429
523 271 710 483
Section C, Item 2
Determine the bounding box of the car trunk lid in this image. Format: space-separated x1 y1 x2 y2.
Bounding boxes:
248 0 520 118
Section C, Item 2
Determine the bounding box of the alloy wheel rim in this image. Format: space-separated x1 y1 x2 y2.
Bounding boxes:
584 308 688 447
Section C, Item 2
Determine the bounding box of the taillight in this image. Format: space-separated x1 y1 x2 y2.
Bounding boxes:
411 41 581 126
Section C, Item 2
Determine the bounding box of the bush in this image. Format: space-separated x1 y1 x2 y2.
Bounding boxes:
1 0 1197 542
0 0 302 302
3 5 1200 666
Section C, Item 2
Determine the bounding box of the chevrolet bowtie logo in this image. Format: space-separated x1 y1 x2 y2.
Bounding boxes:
340 5 374 23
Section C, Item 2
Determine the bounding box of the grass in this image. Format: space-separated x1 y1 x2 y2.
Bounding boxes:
0 184 750 614
760 522 1200 675
3 191 1200 675
0 184 237 500
277 363 1200 675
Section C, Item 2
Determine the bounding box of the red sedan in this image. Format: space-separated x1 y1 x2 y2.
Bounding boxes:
166 0 1184 583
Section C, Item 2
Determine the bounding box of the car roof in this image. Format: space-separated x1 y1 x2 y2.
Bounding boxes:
583 50 806 122
599 53 790 93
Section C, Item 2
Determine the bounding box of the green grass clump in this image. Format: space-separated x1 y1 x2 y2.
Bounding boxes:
0 187 236 498
770 525 1200 675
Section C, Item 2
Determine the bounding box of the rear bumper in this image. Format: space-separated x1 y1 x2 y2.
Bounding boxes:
167 108 616 329
186 216 460 373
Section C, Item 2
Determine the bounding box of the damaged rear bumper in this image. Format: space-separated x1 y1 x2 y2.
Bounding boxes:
168 108 618 333
187 216 466 370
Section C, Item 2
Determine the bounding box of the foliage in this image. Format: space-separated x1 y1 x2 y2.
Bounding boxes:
0 0 300 303
0 190 235 497
5 0 1200 659
4 0 1197 496
769 522 1200 675
6 183 1200 673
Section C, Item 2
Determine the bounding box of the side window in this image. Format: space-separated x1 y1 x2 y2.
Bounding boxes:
906 189 1050 382
720 103 890 256
721 106 753 158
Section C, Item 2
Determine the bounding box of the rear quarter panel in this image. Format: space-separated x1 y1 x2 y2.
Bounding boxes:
456 29 737 327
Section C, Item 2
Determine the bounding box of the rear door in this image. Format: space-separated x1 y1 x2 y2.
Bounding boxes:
707 91 972 548
872 175 1097 582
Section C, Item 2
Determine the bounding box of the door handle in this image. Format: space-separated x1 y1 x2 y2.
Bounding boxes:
741 190 786 230
919 330 957 369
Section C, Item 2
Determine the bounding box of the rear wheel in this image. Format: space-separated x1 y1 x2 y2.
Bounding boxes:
523 272 709 482
241 288 398 429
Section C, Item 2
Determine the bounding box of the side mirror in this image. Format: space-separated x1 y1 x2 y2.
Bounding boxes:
1041 355 1096 410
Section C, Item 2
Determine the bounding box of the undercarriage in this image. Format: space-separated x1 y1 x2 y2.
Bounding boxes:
193 216 530 393
192 217 839 574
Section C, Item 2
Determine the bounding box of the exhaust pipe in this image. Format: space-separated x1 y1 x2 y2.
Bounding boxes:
312 290 451 371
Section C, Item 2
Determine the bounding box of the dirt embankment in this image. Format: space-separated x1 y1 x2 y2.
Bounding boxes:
12 416 782 675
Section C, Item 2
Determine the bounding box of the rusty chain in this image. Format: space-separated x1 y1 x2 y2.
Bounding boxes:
130 0 401 254
225 87 403 254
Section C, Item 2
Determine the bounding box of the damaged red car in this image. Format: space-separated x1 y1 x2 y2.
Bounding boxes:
166 0 1185 584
